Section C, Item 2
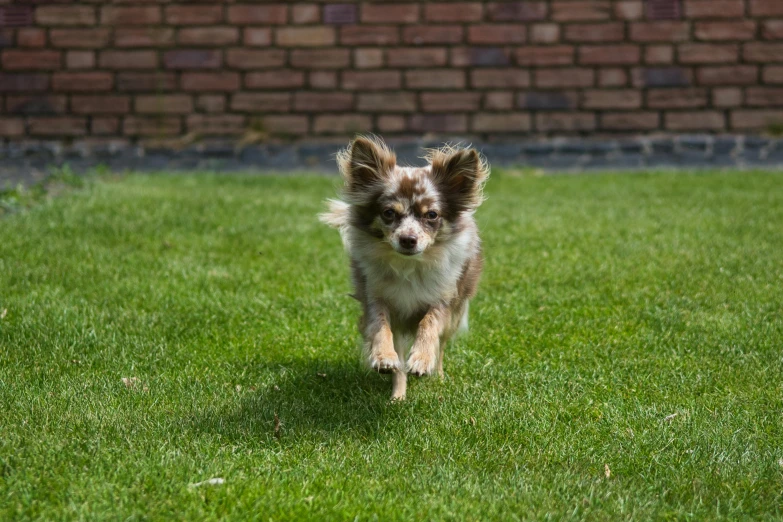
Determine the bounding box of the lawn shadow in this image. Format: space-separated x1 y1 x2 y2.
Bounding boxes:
190 358 401 444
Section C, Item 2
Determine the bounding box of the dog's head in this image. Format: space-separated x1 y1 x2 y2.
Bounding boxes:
336 136 489 257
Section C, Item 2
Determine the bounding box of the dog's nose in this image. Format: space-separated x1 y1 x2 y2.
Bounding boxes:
399 235 418 249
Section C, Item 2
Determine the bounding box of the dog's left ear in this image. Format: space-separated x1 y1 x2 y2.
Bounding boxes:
337 136 396 199
431 148 489 215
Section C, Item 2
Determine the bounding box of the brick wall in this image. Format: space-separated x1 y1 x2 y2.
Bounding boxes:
1 0 782 144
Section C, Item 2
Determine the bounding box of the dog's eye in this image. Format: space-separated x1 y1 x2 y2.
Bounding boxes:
382 209 396 220
425 210 439 220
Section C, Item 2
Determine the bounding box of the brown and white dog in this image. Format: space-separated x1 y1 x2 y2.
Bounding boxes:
320 136 489 400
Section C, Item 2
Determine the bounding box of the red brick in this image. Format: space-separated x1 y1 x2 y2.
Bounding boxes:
362 4 419 23
665 111 725 131
244 28 272 47
354 49 384 69
357 93 417 112
245 70 305 89
388 48 447 68
226 49 285 69
276 27 335 47
53 72 113 92
115 28 174 48
614 1 644 20
403 26 463 45
71 95 130 114
377 115 406 132
484 92 514 110
342 71 401 91
744 43 783 63
579 45 640 65
535 68 595 88
631 22 690 42
468 25 526 44
713 87 742 107
2 50 61 70
196 95 225 113
136 95 193 114
582 89 641 109
178 28 238 46
29 117 87 136
17 29 46 48
100 51 157 70
647 88 708 108
685 0 744 18
258 115 309 135
309 71 338 89
226 5 287 25
470 68 530 88
50 29 110 49
291 50 350 69
408 114 468 133
632 67 694 87
424 3 483 22
181 73 240 92
531 24 560 43
123 117 181 136
405 70 465 89
679 44 739 63
750 0 783 16
730 110 783 129
340 26 399 46
421 92 481 112
36 6 95 26
117 73 177 92
763 21 783 40
7 95 67 115
697 65 758 84
599 68 628 86
231 93 291 112
294 92 354 112
187 114 245 135
313 114 372 134
0 118 24 137
601 112 659 130
564 23 624 42
487 2 547 21
764 66 783 83
165 6 223 25
552 1 611 21
516 46 573 66
292 5 320 24
101 7 161 26
66 51 94 70
518 91 579 110
694 21 756 41
451 47 512 67
91 118 119 135
747 87 783 107
645 45 674 64
536 113 596 132
0 74 49 93
472 113 531 132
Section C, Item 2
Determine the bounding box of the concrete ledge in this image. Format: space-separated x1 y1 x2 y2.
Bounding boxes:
2 135 782 187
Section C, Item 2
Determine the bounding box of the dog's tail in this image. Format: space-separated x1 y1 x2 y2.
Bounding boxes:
318 199 350 229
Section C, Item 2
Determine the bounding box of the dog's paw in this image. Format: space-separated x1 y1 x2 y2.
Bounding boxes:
406 349 436 376
369 351 401 374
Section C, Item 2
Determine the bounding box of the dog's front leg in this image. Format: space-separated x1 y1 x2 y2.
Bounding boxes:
407 306 446 376
364 301 401 374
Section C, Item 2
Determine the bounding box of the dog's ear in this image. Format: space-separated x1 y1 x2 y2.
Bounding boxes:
338 136 396 196
430 147 489 216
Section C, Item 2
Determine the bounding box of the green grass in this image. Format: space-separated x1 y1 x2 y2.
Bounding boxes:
1 170 782 520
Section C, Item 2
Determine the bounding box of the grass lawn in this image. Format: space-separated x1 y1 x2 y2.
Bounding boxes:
1 169 782 520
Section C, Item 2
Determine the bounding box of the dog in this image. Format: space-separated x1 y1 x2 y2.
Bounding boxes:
319 136 489 400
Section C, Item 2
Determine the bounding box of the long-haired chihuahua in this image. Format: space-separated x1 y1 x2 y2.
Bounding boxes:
320 136 489 400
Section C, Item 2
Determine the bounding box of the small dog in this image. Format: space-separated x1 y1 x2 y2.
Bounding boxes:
320 136 489 400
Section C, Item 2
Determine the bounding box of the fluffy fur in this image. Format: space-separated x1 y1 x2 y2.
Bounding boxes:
320 135 489 400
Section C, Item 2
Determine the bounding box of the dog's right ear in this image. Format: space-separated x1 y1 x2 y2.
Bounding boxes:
337 136 396 196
